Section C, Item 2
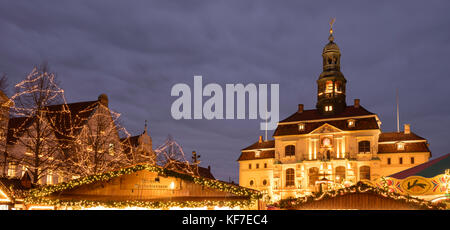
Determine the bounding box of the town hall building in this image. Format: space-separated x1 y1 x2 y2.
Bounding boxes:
238 26 432 202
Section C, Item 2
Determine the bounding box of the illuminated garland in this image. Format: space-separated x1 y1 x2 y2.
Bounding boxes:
25 197 255 210
24 164 261 208
278 182 446 210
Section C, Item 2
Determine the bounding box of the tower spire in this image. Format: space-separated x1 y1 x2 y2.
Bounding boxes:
316 18 347 115
329 17 335 42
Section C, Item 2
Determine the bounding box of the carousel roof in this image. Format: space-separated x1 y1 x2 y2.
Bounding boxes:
389 153 450 179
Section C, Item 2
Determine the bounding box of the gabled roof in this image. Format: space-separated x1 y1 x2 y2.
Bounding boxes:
377 142 430 154
278 182 445 210
279 105 375 123
389 153 450 179
25 164 260 209
7 100 99 145
242 140 275 151
164 160 215 180
0 177 33 200
238 150 275 161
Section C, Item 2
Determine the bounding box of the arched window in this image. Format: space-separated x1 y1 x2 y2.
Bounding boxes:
358 141 370 153
325 81 333 93
335 166 346 183
359 166 371 180
308 167 319 186
286 168 295 187
285 145 295 157
249 180 254 187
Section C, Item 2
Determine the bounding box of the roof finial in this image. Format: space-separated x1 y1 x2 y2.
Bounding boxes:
329 17 335 42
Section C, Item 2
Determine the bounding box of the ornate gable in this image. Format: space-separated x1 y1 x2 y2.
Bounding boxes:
310 123 343 134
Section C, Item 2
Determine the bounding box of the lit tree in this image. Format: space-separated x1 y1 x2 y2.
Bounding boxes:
0 73 10 176
0 73 9 94
63 98 132 177
8 64 67 183
155 135 195 175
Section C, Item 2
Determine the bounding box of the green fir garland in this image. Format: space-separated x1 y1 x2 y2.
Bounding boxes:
24 164 261 209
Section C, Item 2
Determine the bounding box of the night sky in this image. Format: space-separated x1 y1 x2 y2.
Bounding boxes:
0 1 449 182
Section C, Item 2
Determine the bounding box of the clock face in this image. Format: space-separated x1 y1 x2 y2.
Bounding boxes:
322 137 332 147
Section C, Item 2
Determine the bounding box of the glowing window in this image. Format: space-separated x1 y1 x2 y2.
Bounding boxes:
322 137 332 147
7 162 16 177
397 142 405 150
47 171 53 185
255 151 260 158
298 123 305 131
325 105 333 112
325 81 333 93
108 143 115 156
285 168 295 187
348 119 355 127
360 166 371 180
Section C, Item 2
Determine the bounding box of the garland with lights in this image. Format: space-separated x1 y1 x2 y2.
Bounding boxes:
277 181 446 210
25 197 255 210
24 164 261 209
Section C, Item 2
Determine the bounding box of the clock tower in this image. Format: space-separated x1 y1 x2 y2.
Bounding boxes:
316 20 347 115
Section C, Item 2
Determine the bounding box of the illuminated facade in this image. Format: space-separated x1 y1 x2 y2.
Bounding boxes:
238 28 431 202
0 93 155 185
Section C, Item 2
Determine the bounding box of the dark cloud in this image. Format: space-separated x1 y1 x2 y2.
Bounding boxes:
0 1 449 181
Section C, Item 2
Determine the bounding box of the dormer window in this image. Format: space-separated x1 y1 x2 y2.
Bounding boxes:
255 151 260 158
298 123 305 131
397 142 405 151
325 105 333 112
347 119 355 128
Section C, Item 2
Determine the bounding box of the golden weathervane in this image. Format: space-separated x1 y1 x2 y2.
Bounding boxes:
329 17 336 35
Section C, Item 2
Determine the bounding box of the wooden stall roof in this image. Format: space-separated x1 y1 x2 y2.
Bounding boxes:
278 182 445 210
24 164 261 209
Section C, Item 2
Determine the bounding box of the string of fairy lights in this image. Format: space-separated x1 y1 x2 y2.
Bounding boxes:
278 181 446 210
24 164 262 209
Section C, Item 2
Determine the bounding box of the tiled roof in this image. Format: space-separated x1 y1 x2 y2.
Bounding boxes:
389 153 450 179
7 117 34 144
7 101 99 144
379 132 426 142
274 117 379 136
377 142 430 154
164 161 215 180
242 140 275 151
279 105 375 123
238 150 275 161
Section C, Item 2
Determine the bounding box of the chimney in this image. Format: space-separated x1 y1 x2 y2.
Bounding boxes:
354 99 360 108
208 165 211 171
258 136 263 143
298 104 304 113
404 124 411 134
98 94 109 107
